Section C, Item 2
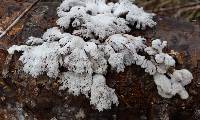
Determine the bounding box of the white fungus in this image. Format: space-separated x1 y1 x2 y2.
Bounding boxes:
7 0 193 111
90 74 119 111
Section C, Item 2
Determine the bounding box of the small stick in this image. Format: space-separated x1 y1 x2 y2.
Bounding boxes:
0 0 40 40
174 5 200 18
156 2 200 12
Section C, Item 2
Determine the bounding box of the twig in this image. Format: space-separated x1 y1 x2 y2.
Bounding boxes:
156 2 200 12
140 0 157 8
174 5 200 18
0 0 40 40
156 0 172 10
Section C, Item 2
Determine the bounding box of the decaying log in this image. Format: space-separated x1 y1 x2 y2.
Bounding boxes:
0 0 200 120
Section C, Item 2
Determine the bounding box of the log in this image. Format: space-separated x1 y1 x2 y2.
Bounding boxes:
0 1 200 120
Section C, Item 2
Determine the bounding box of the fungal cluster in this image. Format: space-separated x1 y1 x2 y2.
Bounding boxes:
8 0 193 111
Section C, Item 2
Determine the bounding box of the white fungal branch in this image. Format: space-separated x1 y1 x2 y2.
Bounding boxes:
113 0 156 29
60 72 93 97
154 69 193 99
90 74 119 111
77 14 130 39
57 0 156 39
8 42 61 78
7 0 193 111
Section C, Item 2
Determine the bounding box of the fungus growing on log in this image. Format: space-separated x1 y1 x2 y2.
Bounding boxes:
7 0 193 111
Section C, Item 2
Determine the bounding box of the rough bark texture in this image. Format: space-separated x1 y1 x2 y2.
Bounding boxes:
0 0 200 120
